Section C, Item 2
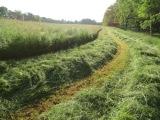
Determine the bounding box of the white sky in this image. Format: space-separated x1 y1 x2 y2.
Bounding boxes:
0 0 116 22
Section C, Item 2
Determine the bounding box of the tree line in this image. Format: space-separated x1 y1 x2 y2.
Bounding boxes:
103 0 160 34
0 6 100 25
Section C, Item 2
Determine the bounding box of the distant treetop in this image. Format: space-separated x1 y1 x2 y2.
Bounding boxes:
0 6 100 25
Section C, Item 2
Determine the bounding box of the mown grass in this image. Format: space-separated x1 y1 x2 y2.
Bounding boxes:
40 27 160 120
0 19 101 59
13 29 128 120
0 26 117 119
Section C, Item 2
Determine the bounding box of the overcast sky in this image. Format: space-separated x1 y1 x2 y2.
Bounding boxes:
0 0 116 22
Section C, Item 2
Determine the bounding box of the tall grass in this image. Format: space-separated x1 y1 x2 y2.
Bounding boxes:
0 19 101 59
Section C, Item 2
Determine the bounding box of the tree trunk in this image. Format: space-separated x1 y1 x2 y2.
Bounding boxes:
150 15 152 35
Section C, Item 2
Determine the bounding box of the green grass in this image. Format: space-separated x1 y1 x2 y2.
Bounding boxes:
1 19 159 120
0 19 101 59
40 27 160 120
0 26 117 119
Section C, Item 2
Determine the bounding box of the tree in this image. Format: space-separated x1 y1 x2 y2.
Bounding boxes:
103 0 141 30
138 0 160 34
103 0 160 34
80 19 97 24
116 0 140 29
14 11 23 20
103 4 119 27
0 6 99 25
0 6 8 17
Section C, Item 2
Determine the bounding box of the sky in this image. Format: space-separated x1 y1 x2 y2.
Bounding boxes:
0 0 116 22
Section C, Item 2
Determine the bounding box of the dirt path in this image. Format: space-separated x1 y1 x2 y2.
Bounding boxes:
13 29 129 120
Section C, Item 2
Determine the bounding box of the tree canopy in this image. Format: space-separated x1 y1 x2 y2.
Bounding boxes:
103 0 160 33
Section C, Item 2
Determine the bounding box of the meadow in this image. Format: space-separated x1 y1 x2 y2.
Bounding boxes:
0 19 101 59
40 28 160 120
1 0 160 119
0 19 160 120
0 19 117 119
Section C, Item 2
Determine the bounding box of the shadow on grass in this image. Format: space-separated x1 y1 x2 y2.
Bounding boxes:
153 33 160 38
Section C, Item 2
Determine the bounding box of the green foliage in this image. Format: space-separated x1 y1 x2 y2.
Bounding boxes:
138 0 160 18
0 6 8 17
103 4 118 26
0 98 16 120
80 19 97 25
0 62 8 74
103 0 160 33
140 19 151 30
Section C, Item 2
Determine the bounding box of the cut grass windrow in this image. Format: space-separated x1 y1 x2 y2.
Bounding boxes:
13 28 129 120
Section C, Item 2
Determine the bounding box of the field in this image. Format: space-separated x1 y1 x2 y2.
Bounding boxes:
0 19 160 120
0 19 117 119
0 19 101 59
40 28 160 120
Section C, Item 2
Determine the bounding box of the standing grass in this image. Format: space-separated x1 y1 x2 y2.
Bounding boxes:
0 19 101 59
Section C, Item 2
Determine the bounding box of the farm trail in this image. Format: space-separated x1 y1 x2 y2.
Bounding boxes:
13 29 129 120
